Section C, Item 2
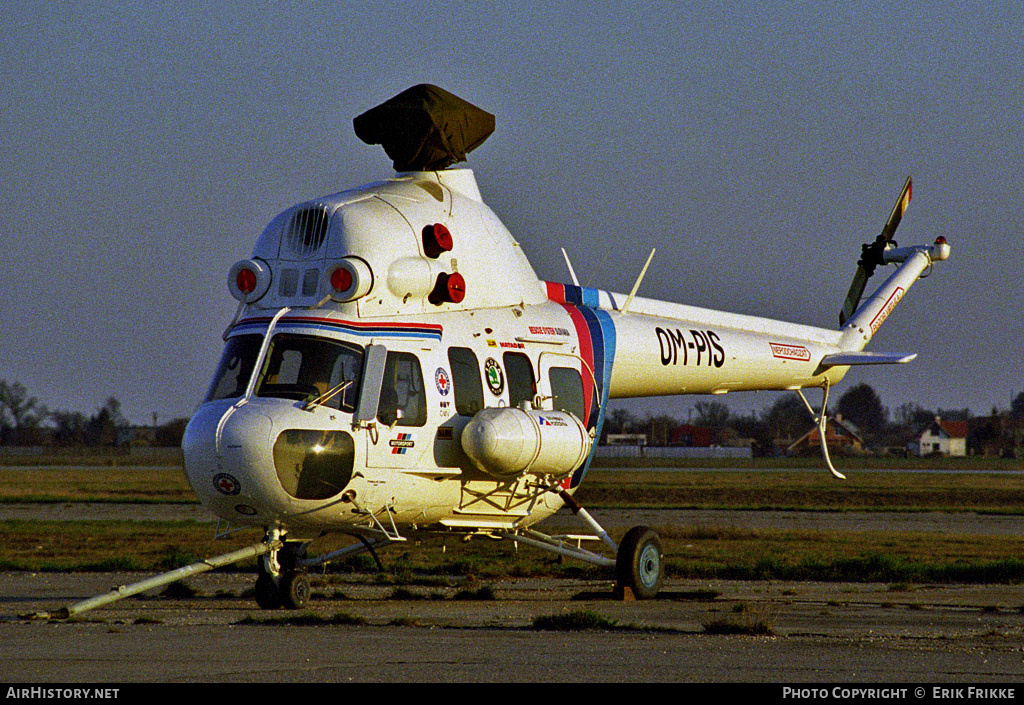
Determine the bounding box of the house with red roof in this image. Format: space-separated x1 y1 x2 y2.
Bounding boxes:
909 417 967 457
786 414 864 455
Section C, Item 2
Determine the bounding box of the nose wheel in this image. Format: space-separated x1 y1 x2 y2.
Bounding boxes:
255 535 311 610
280 571 311 608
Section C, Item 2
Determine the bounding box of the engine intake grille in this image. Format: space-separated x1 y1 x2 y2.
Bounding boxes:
283 204 330 258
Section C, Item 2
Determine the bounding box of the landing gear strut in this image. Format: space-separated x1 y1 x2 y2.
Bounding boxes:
502 488 665 599
37 530 384 619
255 532 311 610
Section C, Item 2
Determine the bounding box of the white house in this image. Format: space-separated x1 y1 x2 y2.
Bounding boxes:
910 417 967 457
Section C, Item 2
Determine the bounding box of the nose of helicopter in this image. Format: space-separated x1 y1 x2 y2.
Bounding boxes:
182 401 277 523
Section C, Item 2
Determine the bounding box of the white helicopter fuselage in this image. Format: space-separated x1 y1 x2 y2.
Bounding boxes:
45 87 948 618
182 167 945 543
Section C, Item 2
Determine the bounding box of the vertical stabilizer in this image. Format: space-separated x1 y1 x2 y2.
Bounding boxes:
839 177 912 325
838 238 950 351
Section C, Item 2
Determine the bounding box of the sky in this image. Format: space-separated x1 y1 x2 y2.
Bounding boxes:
1 1 1021 426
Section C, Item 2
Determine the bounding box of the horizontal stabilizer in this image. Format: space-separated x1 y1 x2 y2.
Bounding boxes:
819 351 917 367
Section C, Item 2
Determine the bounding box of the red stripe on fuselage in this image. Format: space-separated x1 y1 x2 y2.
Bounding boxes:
546 281 567 304
239 315 442 333
560 303 595 424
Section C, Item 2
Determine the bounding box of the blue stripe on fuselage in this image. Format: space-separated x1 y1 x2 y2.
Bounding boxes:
570 305 616 488
557 284 602 308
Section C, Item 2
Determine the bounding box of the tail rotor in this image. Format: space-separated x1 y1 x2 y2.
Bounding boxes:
839 176 912 326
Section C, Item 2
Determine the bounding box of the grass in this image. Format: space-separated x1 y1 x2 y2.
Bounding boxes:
589 455 1024 472
577 468 1024 513
704 600 777 636
6 518 1024 585
384 584 495 601
4 460 1024 512
702 617 775 636
530 609 684 634
0 519 262 572
4 462 1024 514
132 616 164 625
671 589 721 601
159 581 198 599
236 611 367 626
235 609 670 633
386 587 446 601
0 449 183 468
3 463 1024 584
668 553 1024 584
0 467 196 504
532 609 618 631
452 585 496 600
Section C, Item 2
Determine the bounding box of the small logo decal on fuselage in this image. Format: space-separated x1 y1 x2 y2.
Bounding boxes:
484 357 505 396
213 473 241 496
435 367 451 396
390 433 416 454
769 342 811 362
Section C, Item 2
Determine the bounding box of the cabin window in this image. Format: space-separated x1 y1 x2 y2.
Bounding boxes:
255 334 363 411
377 351 427 426
205 334 263 402
448 347 483 416
548 366 586 420
503 352 536 409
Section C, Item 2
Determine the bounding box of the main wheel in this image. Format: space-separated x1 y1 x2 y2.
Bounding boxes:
254 573 283 610
280 571 311 610
615 526 663 599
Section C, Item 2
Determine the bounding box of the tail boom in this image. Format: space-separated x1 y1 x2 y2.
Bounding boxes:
545 283 847 398
545 232 948 402
606 309 845 398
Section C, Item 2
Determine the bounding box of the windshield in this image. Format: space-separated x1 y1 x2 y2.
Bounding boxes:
205 335 262 402
206 333 364 412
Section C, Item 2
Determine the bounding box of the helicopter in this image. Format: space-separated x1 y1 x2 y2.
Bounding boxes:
49 85 950 618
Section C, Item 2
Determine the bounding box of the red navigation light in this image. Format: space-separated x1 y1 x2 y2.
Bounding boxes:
446 272 466 303
236 268 258 294
327 258 373 302
229 259 271 303
423 223 454 258
433 223 453 251
428 271 466 305
330 266 353 292
935 236 947 244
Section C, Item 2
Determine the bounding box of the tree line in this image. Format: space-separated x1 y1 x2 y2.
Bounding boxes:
603 384 1024 457
0 380 185 447
2 377 1022 455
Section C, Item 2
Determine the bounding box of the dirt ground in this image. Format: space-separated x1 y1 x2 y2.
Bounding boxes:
2 570 1023 682
3 501 1024 682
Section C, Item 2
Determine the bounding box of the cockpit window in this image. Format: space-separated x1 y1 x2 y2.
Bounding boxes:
204 333 364 411
205 335 262 402
255 334 364 411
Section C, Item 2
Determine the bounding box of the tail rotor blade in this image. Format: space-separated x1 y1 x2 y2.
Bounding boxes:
840 267 870 325
839 177 912 326
880 176 912 244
